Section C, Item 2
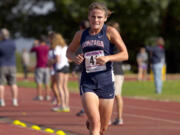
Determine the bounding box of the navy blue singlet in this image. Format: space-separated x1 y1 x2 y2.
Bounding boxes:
79 24 115 99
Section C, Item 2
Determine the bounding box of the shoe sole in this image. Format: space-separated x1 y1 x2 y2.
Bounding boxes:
86 120 89 130
52 109 70 112
76 113 85 117
112 123 123 126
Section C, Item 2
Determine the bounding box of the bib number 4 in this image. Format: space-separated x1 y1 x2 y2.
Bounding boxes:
84 50 106 73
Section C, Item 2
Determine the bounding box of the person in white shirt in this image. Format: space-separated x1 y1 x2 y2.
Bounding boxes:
47 32 61 106
50 33 70 112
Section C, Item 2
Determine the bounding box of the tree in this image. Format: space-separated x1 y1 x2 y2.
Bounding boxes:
0 0 180 72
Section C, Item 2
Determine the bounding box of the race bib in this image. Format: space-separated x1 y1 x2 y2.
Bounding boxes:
84 50 106 73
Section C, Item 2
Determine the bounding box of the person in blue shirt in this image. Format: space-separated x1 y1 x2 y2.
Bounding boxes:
66 2 128 135
146 37 165 94
0 28 19 107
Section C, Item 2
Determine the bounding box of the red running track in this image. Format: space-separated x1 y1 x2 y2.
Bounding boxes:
0 86 180 135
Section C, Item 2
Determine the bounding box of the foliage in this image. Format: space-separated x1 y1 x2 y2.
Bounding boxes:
1 0 180 72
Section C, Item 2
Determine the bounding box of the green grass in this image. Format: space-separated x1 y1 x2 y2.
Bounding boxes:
17 81 36 88
17 80 180 102
17 80 79 93
122 80 180 102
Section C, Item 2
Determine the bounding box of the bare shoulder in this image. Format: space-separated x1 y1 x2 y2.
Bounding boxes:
107 25 117 33
106 26 119 41
74 29 84 39
71 29 84 44
68 29 85 50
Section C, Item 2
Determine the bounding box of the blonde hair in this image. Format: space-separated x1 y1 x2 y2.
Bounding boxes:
51 33 67 49
88 2 112 18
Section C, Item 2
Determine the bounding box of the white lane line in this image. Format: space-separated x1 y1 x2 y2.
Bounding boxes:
123 113 180 124
126 105 180 115
71 102 180 124
73 105 180 124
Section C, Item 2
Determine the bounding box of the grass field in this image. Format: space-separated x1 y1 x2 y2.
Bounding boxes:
17 79 180 102
123 80 180 102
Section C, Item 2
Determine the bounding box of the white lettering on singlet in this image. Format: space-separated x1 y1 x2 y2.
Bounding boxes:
82 40 104 49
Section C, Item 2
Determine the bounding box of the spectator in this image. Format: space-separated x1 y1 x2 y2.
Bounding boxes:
30 36 50 101
51 33 70 112
0 28 19 107
112 60 124 126
146 37 165 94
136 47 148 81
21 48 30 80
107 21 124 126
47 31 61 106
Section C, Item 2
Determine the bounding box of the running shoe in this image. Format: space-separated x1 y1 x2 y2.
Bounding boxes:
51 106 61 112
76 109 85 116
51 98 57 105
12 99 18 107
112 118 123 126
52 106 70 112
63 107 70 112
45 96 51 101
0 99 5 107
33 96 43 101
108 120 112 126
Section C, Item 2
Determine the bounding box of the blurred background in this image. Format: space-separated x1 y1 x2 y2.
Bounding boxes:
0 0 179 73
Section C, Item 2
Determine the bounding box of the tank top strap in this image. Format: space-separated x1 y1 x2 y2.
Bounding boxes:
80 28 90 45
101 24 107 33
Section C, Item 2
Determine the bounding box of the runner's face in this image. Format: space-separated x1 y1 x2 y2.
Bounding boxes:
88 9 107 31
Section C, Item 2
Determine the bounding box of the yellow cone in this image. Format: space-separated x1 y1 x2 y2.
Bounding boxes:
44 128 54 133
19 122 26 127
13 120 21 125
56 130 66 135
31 125 41 130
